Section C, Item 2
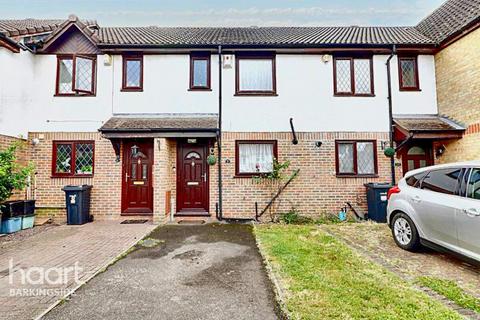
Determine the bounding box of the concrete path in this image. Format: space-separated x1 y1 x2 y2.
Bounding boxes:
0 220 156 320
42 224 279 320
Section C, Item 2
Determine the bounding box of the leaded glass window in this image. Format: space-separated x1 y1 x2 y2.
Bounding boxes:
74 57 94 93
334 57 373 95
336 141 377 176
56 55 96 95
53 141 94 176
75 143 94 174
55 144 72 174
58 58 74 94
399 57 419 90
354 59 372 94
335 59 352 93
123 55 143 90
357 142 375 174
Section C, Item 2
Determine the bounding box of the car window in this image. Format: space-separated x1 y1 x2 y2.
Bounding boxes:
421 168 461 195
406 171 427 188
467 168 480 200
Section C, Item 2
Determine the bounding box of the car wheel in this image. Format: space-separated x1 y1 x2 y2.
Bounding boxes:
391 212 420 251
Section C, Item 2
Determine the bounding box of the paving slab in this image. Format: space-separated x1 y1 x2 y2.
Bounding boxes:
0 220 155 320
42 223 280 320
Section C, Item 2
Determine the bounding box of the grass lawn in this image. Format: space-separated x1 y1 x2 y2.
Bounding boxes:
255 225 462 320
417 276 480 313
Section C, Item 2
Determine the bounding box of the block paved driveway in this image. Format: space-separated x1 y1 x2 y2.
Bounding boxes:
42 224 279 320
0 220 155 320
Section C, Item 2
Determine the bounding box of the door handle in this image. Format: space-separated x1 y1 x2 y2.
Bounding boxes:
125 172 130 181
201 172 207 182
411 196 421 203
463 208 480 217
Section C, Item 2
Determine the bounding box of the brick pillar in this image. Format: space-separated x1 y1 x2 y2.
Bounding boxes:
153 138 167 224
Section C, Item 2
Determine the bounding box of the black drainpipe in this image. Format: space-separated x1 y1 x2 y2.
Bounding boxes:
217 45 223 220
386 45 396 185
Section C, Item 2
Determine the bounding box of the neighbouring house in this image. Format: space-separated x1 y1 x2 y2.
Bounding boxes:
415 0 480 164
0 0 476 222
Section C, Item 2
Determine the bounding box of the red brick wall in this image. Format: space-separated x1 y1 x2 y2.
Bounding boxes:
29 131 392 222
216 132 392 220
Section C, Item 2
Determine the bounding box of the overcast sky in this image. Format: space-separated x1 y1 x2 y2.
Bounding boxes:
0 0 446 27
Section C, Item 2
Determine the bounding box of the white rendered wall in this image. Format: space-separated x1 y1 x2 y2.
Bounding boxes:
222 54 438 132
0 48 438 136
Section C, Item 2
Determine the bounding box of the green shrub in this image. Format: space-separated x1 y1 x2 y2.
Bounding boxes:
0 143 34 204
280 208 313 225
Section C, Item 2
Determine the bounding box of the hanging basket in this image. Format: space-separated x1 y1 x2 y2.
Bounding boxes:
384 147 395 158
207 155 217 166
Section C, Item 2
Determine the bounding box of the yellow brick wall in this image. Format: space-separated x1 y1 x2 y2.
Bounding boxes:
0 134 29 201
29 132 122 220
435 28 480 162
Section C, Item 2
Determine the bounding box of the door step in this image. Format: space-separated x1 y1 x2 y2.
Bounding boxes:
174 211 210 217
177 219 206 225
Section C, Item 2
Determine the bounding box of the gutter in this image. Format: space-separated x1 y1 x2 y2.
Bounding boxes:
386 45 396 185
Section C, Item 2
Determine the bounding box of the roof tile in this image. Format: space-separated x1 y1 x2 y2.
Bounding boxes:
416 0 480 44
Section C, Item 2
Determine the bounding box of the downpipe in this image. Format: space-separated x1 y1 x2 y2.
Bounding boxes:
386 45 396 185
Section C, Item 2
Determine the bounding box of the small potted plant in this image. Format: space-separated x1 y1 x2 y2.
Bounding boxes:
0 143 34 233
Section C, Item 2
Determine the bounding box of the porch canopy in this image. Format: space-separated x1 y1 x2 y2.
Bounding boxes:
99 113 219 139
393 114 465 146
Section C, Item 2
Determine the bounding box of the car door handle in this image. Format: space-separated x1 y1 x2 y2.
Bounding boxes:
463 208 480 217
411 196 422 203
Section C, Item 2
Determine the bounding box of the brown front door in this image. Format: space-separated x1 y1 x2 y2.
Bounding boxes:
177 140 209 214
401 144 433 175
122 140 153 214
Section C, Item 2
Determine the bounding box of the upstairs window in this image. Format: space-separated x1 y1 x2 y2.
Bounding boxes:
52 141 94 177
336 140 377 176
190 53 211 90
235 140 277 176
236 55 276 96
334 57 374 96
56 55 96 96
122 55 143 91
398 57 420 91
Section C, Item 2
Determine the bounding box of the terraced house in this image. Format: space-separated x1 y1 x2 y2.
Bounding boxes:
0 0 477 222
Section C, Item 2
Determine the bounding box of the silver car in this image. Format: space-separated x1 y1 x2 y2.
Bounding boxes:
387 161 480 263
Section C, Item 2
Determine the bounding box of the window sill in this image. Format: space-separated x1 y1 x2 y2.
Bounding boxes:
336 174 379 178
188 88 212 92
51 175 94 179
234 174 270 178
121 88 143 92
54 94 96 97
234 92 278 97
334 94 375 97
399 88 422 92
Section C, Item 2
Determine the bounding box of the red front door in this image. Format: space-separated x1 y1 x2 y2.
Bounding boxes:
176 140 209 214
401 144 433 175
122 140 153 214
